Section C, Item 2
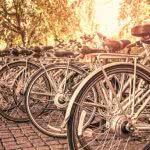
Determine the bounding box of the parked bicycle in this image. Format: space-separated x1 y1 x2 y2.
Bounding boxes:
25 33 132 137
66 24 150 149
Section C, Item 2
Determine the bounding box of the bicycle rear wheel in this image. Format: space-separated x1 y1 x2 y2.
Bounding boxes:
25 63 88 137
0 61 39 122
143 142 150 150
67 62 150 150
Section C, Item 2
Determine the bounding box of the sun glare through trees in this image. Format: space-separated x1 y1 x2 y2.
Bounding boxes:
95 0 122 37
0 0 149 47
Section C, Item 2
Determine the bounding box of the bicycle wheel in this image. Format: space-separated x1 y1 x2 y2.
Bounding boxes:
143 142 150 150
25 63 91 137
67 62 150 150
0 61 39 122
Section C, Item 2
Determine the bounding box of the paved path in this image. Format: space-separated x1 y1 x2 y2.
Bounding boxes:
0 117 68 150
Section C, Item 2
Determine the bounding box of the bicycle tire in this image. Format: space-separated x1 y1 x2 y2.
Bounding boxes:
67 62 150 150
25 63 87 137
0 61 39 122
143 142 150 150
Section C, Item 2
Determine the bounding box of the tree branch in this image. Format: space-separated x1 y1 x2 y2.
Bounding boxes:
2 22 19 33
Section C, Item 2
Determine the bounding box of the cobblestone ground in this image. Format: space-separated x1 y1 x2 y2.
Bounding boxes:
0 117 68 150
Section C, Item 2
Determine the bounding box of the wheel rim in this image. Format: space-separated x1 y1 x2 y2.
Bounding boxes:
0 61 39 122
69 64 150 150
26 64 89 137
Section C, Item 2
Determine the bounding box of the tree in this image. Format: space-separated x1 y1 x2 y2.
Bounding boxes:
118 0 150 39
0 0 45 47
0 0 83 47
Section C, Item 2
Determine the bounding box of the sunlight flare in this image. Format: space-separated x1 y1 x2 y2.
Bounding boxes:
95 0 122 37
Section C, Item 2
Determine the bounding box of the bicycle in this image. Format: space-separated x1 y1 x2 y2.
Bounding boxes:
66 24 150 149
25 33 132 137
0 45 55 122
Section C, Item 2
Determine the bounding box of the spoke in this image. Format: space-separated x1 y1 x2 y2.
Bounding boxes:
95 82 108 106
116 139 122 150
80 128 110 150
100 81 112 108
117 73 125 101
110 137 122 150
108 132 117 150
61 62 70 92
123 136 130 150
74 101 108 118
133 94 150 119
122 76 133 93
134 89 150 107
30 91 55 96
100 64 117 98
83 102 107 109
43 69 58 92
54 111 64 128
131 59 137 115
121 89 143 109
100 128 111 150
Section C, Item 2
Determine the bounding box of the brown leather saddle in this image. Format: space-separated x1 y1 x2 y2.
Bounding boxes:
103 39 131 52
131 24 150 44
11 48 33 56
81 39 130 55
81 46 105 55
0 50 11 57
54 51 74 57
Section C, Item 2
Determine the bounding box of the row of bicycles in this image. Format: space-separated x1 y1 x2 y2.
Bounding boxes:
0 24 150 150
